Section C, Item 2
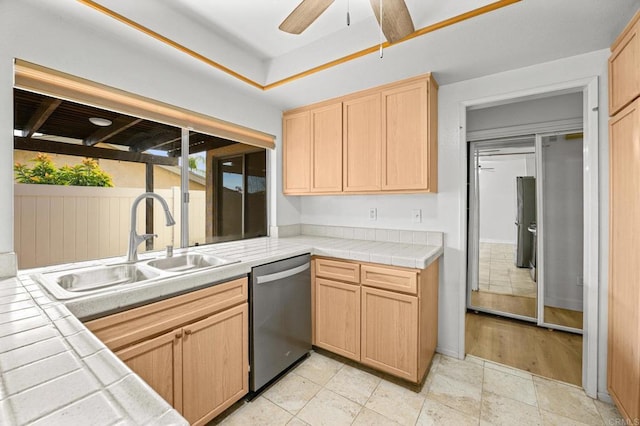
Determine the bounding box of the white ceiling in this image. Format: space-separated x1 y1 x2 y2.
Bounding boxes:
63 0 640 108
155 0 497 60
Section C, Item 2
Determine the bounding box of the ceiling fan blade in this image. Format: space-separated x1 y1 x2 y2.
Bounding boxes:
369 0 415 44
279 0 335 34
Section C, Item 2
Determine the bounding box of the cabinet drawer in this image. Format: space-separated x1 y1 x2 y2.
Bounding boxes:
86 277 248 351
361 264 418 295
315 258 360 283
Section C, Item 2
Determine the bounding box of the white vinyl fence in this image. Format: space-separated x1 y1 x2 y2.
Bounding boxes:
14 184 205 269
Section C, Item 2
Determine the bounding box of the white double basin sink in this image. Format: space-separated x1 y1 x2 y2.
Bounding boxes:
33 253 239 300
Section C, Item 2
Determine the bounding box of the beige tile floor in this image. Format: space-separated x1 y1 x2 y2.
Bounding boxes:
216 351 622 426
479 242 537 298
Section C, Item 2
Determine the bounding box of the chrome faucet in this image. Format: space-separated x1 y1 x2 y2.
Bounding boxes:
127 192 176 262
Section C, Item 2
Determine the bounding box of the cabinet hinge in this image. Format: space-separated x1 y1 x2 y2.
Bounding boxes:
248 364 251 372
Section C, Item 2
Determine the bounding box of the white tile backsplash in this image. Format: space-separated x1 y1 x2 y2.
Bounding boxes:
375 229 389 242
0 252 17 278
293 224 443 247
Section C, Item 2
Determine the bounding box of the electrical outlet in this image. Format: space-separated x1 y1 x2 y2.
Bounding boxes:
369 208 377 221
576 276 583 286
412 209 422 223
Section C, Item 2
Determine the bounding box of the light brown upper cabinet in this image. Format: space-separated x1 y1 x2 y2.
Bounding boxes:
382 80 437 191
283 111 311 194
283 74 438 195
343 93 382 192
609 12 640 116
311 102 343 193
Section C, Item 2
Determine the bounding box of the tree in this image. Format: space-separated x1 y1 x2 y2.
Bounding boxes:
188 155 203 173
14 153 114 187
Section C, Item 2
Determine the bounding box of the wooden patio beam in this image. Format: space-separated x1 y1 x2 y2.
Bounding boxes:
24 98 62 138
15 137 178 166
84 116 143 146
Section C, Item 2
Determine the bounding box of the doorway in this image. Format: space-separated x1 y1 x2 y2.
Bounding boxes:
459 79 599 396
466 131 585 385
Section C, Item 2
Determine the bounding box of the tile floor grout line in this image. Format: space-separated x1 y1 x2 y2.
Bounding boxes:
478 359 486 424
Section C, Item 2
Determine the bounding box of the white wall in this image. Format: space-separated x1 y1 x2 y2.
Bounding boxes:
0 0 302 258
301 48 610 396
467 92 583 134
478 156 529 244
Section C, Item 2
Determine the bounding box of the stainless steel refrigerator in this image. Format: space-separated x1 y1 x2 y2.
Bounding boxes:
515 176 536 268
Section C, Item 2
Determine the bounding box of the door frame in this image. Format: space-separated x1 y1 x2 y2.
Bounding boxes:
457 77 599 398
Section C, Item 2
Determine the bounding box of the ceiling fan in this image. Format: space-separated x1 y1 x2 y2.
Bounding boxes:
279 0 415 44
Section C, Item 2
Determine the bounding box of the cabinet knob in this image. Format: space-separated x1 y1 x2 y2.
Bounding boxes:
185 329 192 335
175 331 183 339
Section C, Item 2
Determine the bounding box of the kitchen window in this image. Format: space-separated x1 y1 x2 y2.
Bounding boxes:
13 61 272 269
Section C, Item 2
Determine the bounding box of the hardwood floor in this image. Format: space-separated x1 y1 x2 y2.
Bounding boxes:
465 311 583 386
471 291 536 318
470 291 583 329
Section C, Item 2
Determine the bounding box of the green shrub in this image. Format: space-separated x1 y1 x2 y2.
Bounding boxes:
14 153 114 187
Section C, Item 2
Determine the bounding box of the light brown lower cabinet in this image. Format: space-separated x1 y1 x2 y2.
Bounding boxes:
182 304 248 425
361 286 419 381
313 257 439 384
86 277 249 426
315 277 361 361
116 328 183 412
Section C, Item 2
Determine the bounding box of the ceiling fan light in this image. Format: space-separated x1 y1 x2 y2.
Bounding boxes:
89 117 113 127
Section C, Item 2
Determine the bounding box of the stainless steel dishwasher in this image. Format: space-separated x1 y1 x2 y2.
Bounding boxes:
250 254 311 394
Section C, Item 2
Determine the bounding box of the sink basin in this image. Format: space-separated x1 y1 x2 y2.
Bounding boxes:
33 252 238 300
145 253 235 273
35 263 162 299
57 264 161 292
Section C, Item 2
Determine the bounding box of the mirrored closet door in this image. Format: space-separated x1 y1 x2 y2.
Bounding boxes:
467 132 584 333
468 138 538 321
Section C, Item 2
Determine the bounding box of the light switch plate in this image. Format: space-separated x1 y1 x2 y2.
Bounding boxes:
369 208 377 221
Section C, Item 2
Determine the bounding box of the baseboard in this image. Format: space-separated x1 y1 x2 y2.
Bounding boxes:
435 347 460 359
544 296 584 312
597 391 613 404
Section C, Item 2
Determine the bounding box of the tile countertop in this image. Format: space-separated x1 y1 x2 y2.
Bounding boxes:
1 235 442 425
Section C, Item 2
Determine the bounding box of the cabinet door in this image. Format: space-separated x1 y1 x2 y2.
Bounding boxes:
315 277 361 361
343 94 381 191
182 303 249 426
361 286 418 382
381 81 431 191
283 111 311 194
608 99 640 422
116 329 183 412
609 18 640 115
311 103 343 192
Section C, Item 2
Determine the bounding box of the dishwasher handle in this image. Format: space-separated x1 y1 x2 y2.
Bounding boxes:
255 262 310 284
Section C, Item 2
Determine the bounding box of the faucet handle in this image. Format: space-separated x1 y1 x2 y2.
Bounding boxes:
142 233 157 241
